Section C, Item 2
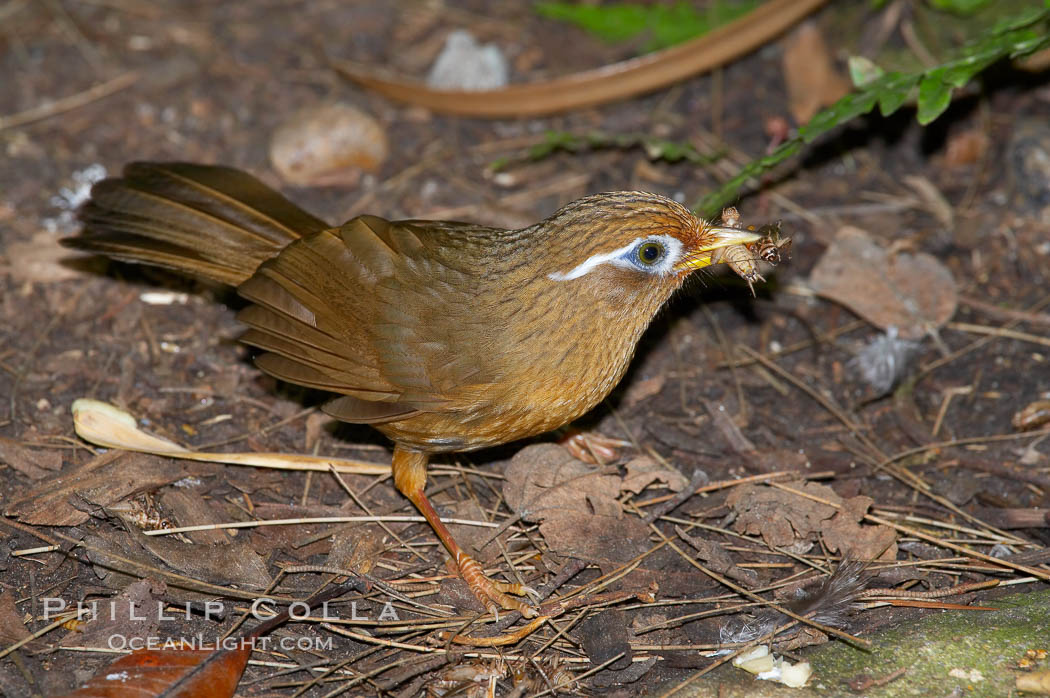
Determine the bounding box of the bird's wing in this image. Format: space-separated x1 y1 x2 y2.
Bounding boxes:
235 215 497 423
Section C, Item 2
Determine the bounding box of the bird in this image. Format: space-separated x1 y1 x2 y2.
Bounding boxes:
64 162 761 618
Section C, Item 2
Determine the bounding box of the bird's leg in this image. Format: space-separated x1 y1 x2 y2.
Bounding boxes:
391 446 539 618
558 428 631 465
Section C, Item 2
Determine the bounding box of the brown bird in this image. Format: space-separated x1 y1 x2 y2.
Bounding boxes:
64 162 760 617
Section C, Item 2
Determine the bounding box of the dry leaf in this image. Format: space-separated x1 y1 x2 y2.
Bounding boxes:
158 489 230 545
677 527 758 586
71 398 389 476
57 645 251 698
819 495 897 561
502 444 622 523
326 527 385 576
807 226 957 338
0 591 31 646
620 456 688 495
333 0 828 117
61 579 166 649
726 483 839 547
82 532 168 591
5 451 185 527
621 374 666 408
538 512 651 562
137 535 272 590
578 610 632 670
782 22 850 124
0 437 62 480
503 444 650 562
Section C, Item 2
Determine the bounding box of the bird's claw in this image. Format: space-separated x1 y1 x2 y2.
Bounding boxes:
560 430 631 464
457 552 539 619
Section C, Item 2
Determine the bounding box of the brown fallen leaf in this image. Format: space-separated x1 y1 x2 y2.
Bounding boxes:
137 535 272 590
820 495 897 561
57 645 251 698
807 226 957 339
333 0 829 117
325 526 385 576
503 444 650 561
157 489 230 545
246 502 346 559
539 512 651 563
5 451 185 527
726 482 840 548
578 610 632 671
61 579 166 649
83 532 171 591
503 444 622 523
0 437 62 480
782 22 851 124
0 591 31 647
620 456 688 495
676 527 759 586
621 374 666 409
56 580 362 698
821 512 897 562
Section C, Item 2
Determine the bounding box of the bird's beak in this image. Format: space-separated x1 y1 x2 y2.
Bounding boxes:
676 225 763 272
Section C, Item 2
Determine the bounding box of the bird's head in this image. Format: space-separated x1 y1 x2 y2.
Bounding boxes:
541 192 761 300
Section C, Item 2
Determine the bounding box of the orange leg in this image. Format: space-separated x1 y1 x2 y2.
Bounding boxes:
392 446 538 619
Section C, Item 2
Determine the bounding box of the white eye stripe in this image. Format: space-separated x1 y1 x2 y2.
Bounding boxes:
548 235 682 281
547 240 636 281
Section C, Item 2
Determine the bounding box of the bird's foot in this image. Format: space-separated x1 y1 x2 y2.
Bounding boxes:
456 552 540 620
559 429 632 464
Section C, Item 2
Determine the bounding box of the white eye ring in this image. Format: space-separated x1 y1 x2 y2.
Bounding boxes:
624 234 682 275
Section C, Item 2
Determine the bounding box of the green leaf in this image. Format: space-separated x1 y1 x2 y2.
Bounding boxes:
848 55 885 87
536 1 760 52
928 0 990 15
691 6 1050 211
799 91 879 142
694 141 801 218
873 73 918 116
917 76 953 124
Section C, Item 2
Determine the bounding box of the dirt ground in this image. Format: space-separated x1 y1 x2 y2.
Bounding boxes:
1 1 1049 696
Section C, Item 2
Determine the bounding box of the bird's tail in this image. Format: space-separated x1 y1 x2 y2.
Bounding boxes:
65 162 330 285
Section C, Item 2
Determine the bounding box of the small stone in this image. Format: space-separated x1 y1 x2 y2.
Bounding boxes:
270 103 387 186
426 30 508 91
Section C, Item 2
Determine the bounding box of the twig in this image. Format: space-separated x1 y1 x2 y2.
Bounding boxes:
0 71 138 131
144 515 500 537
947 321 1050 349
641 518 871 648
959 296 1050 327
333 0 829 117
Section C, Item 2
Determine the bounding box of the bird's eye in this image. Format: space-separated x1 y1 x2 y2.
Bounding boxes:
636 241 665 266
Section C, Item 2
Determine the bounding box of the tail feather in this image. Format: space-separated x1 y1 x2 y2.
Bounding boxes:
65 162 330 286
